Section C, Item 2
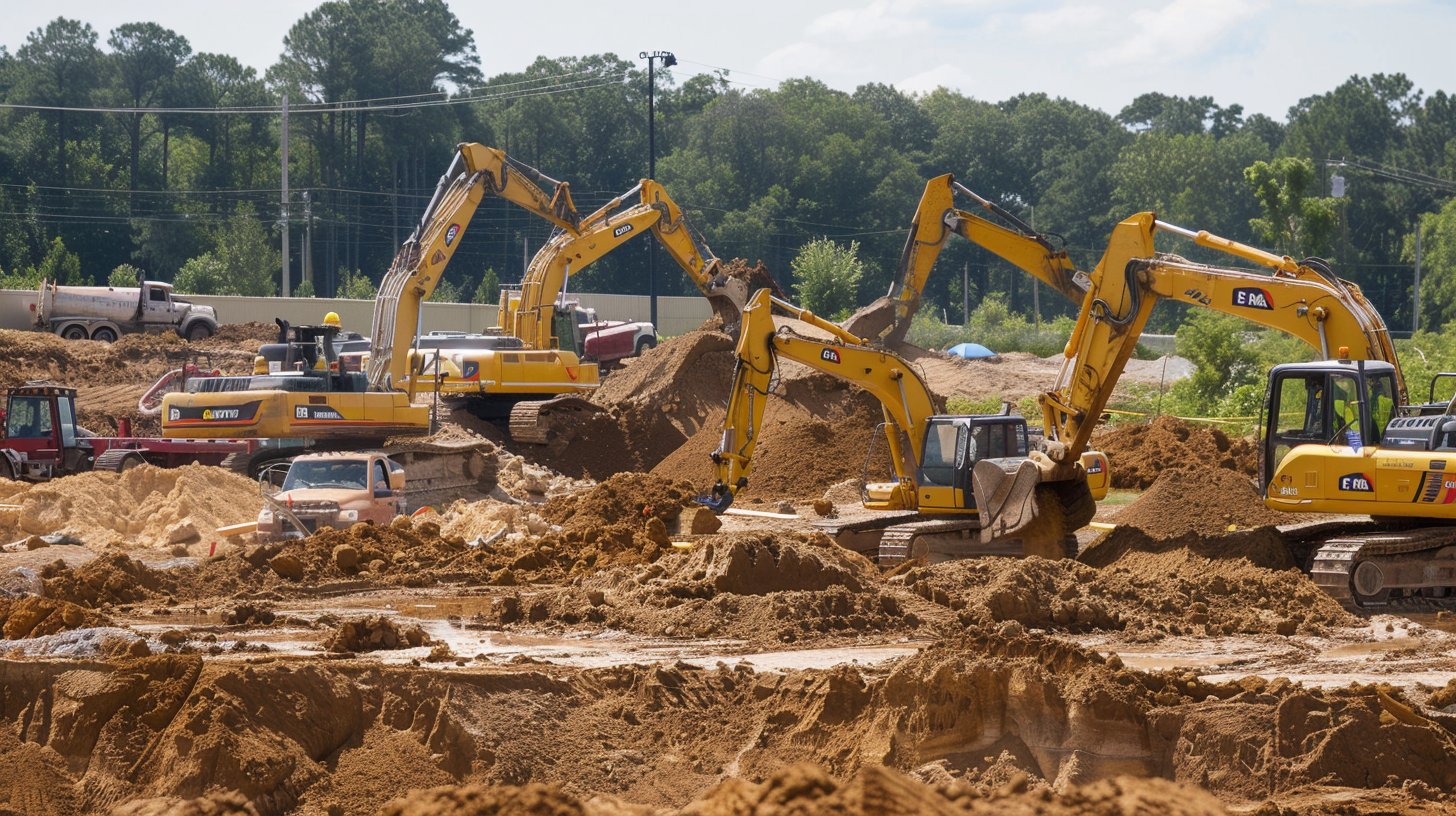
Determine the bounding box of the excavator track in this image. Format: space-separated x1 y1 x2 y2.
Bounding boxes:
1308 526 1456 611
508 396 601 446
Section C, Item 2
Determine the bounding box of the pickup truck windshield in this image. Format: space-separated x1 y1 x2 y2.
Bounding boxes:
282 460 368 491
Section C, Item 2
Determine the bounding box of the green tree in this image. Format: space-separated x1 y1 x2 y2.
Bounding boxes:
428 279 460 302
1166 310 1262 415
106 22 191 196
33 236 83 285
1245 157 1342 258
108 263 142 287
174 205 275 295
472 268 500 304
1409 198 1456 329
791 238 865 318
337 268 377 299
10 18 102 185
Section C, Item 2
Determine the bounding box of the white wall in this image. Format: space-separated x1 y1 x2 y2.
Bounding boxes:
0 289 713 338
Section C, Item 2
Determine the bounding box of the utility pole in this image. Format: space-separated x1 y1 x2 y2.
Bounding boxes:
280 94 290 297
962 262 969 324
640 50 676 329
1029 204 1040 328
1414 220 1424 333
302 191 313 291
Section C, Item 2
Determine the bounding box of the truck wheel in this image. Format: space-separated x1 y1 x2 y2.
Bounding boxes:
60 325 88 341
185 323 214 342
635 336 657 355
90 326 119 343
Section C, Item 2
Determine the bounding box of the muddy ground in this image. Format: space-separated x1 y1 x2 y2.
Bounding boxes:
1 326 1453 815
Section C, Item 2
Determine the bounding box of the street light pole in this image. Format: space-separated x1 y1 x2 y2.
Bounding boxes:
640 50 675 330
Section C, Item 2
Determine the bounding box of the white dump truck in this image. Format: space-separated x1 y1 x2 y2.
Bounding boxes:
32 279 218 342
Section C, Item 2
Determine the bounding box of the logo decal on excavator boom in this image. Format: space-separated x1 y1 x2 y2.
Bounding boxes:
820 348 841 364
1233 287 1274 310
444 223 461 246
613 224 634 238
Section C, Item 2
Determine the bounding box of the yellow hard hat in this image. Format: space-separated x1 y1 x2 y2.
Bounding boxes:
323 311 341 327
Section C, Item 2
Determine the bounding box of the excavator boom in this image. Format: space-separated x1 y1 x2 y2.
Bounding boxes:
367 143 581 391
843 174 1088 344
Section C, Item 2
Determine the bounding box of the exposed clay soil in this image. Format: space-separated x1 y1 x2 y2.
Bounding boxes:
1092 415 1260 490
3 321 1455 816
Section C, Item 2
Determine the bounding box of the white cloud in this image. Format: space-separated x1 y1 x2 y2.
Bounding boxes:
807 0 931 43
756 41 847 80
1083 0 1267 67
897 63 975 94
1016 2 1111 34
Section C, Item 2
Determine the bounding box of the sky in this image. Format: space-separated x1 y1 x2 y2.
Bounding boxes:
3 0 1453 119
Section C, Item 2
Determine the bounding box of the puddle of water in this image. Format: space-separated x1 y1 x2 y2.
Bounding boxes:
129 589 929 672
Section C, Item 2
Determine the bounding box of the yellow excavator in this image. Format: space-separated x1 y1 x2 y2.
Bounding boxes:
1014 211 1456 608
401 178 752 442
160 144 591 483
703 286 1111 562
843 174 1090 344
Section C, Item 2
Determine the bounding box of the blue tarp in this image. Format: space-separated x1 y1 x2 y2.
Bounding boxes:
946 342 996 359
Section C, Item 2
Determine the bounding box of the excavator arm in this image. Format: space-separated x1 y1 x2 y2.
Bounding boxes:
706 287 938 513
1039 213 1404 467
506 179 750 349
366 143 581 390
843 174 1088 343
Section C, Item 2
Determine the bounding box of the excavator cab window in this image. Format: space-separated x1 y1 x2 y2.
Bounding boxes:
5 396 53 440
919 421 964 487
1265 372 1328 487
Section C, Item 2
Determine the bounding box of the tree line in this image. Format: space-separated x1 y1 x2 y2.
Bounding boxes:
2 0 1455 334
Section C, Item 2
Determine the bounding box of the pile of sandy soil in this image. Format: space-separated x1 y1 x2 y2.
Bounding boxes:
0 628 1450 815
1112 467 1315 538
0 463 260 550
903 528 1355 639
1092 416 1260 490
470 532 940 644
39 553 177 608
379 764 1230 815
0 596 109 639
650 365 886 501
323 615 430 653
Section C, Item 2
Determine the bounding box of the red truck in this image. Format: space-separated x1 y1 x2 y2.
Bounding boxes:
0 384 257 481
571 305 656 370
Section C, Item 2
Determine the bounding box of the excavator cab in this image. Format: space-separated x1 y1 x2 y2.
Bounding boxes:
1261 358 1400 490
914 415 1030 512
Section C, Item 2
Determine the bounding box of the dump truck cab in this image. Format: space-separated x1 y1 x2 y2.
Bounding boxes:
257 451 406 540
0 385 91 480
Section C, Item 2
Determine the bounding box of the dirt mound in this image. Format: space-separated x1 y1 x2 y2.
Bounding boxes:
0 328 256 391
1113 467 1303 539
323 615 430 653
382 764 1230 815
1161 678 1456 801
0 596 110 638
540 471 696 541
1092 416 1259 490
904 529 1356 638
0 463 261 550
196 321 277 349
652 372 885 501
472 532 930 645
592 329 737 469
40 553 176 608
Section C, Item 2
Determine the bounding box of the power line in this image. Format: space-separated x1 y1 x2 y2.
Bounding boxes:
0 71 625 116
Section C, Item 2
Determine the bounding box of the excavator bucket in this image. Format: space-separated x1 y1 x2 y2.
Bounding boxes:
840 296 899 344
707 278 750 336
972 454 1095 559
